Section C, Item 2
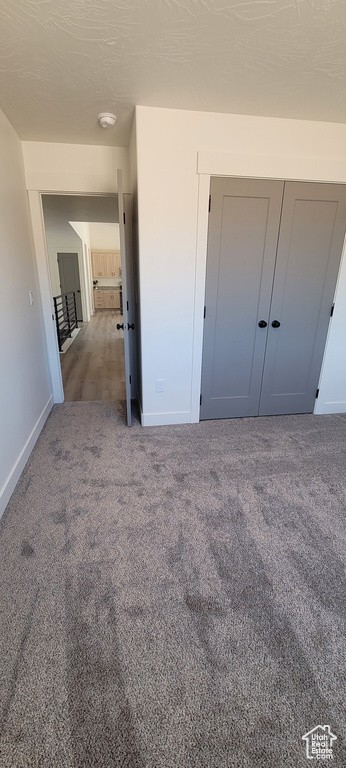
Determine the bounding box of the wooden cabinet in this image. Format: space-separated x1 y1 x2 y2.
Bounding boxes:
106 252 120 278
91 251 120 278
93 290 120 311
91 252 106 277
105 291 120 310
93 291 105 309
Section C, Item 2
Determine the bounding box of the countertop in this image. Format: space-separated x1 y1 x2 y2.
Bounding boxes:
94 285 122 291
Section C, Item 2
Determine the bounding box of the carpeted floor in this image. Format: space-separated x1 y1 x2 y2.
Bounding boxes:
0 402 345 767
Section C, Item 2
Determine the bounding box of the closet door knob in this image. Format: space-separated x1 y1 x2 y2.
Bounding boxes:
258 320 267 328
271 320 281 328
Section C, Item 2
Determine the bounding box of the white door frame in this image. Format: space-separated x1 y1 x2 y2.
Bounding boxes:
190 173 210 422
28 190 120 404
28 190 64 402
192 151 346 423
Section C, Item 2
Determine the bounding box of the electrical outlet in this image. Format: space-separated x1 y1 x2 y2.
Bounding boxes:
156 379 165 393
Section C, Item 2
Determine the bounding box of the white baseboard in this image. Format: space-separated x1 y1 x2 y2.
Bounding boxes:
59 327 80 354
0 395 54 519
314 400 346 415
141 410 191 427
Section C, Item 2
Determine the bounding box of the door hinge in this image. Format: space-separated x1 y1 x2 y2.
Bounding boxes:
200 394 202 406
204 305 206 319
316 388 319 399
208 195 211 213
127 300 129 311
52 314 54 321
123 212 126 224
330 303 335 317
129 375 131 384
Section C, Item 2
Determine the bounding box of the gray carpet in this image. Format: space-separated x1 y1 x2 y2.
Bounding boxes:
0 402 345 767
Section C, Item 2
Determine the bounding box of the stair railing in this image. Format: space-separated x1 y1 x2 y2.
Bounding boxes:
53 291 78 351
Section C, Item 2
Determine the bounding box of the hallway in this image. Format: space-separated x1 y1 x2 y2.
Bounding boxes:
60 310 126 401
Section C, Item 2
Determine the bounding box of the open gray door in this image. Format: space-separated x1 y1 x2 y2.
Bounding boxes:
118 170 133 426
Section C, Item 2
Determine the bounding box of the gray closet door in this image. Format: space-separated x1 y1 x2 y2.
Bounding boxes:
200 177 284 419
259 182 346 415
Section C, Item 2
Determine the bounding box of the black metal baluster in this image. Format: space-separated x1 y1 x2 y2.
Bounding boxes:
65 293 71 338
53 296 62 351
73 291 78 328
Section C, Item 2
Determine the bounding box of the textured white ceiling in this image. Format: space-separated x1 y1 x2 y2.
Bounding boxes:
1 0 346 146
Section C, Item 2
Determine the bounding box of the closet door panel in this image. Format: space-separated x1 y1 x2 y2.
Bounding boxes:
259 182 346 415
200 177 284 419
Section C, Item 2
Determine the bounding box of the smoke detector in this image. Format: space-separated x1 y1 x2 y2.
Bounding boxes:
98 112 117 128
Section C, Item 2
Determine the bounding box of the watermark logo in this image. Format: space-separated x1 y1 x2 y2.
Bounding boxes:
302 725 337 760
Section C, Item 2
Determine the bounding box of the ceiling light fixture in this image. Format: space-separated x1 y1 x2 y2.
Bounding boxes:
98 112 117 128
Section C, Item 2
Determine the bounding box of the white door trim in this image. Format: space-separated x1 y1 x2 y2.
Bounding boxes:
190 173 210 423
193 151 346 423
28 190 64 403
28 190 120 404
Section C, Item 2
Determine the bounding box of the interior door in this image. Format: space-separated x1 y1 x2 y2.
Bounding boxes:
200 177 284 419
118 170 134 426
259 182 346 415
57 253 82 320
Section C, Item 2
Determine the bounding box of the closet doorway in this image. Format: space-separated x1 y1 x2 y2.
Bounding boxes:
200 178 346 420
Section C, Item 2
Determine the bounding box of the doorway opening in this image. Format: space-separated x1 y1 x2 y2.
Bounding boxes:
41 194 126 403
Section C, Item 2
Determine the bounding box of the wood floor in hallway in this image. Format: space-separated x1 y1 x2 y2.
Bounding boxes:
60 310 126 401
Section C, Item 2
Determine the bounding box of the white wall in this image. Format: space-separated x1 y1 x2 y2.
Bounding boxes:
0 109 52 517
42 211 90 321
43 215 82 298
22 142 130 193
89 222 120 250
21 115 346 428
135 106 346 425
69 221 92 320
